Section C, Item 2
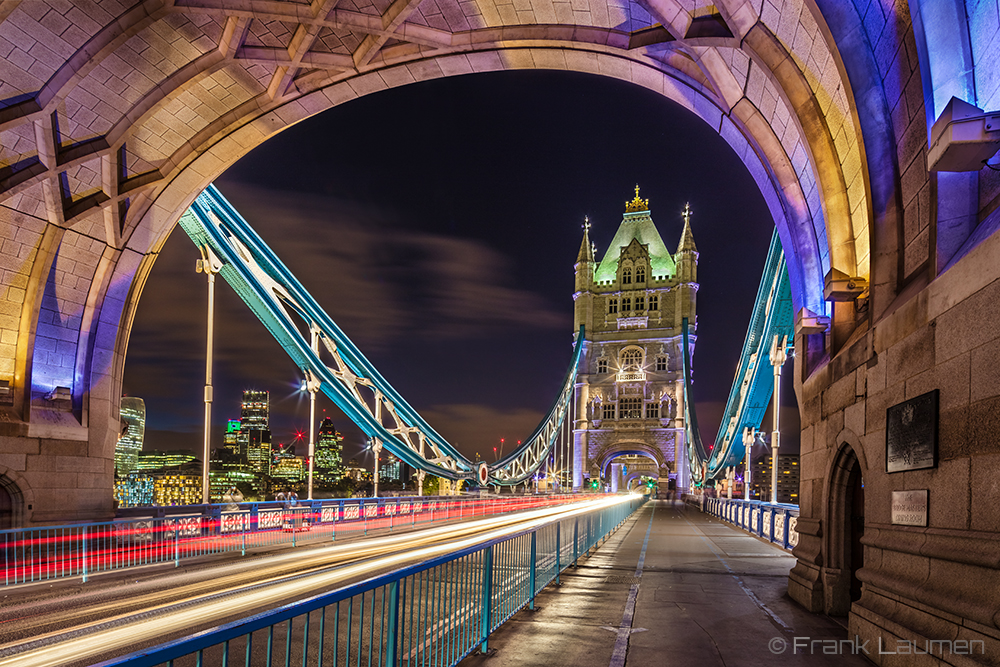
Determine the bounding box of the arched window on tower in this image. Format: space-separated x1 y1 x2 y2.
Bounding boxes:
621 348 642 369
635 295 645 311
608 298 618 314
636 265 646 283
597 358 608 373
622 297 632 312
655 356 668 372
622 267 632 284
649 294 659 311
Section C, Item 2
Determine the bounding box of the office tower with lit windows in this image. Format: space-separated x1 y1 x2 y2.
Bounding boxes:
751 454 800 504
115 397 146 476
223 419 242 457
379 454 402 483
239 391 272 475
315 418 345 485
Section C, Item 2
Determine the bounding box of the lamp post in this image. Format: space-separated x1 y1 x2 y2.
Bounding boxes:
370 438 382 498
196 244 222 505
304 369 320 500
742 427 754 501
769 335 789 504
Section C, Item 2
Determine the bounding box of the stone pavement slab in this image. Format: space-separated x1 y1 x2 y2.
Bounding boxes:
462 500 871 667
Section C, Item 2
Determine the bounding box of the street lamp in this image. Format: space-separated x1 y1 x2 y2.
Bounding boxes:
303 368 320 500
196 244 222 505
369 438 382 498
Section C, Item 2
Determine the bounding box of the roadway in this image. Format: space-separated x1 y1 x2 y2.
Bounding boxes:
0 495 627 667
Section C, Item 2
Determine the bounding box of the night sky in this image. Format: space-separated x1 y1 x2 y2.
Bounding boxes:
122 69 799 468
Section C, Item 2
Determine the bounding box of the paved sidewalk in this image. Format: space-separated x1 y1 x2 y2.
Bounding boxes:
463 500 870 667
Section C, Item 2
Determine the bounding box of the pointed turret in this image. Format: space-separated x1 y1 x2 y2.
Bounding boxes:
576 216 595 264
674 202 699 330
677 202 698 254
574 217 596 335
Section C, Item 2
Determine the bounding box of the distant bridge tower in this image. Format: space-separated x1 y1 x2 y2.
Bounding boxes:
572 188 698 493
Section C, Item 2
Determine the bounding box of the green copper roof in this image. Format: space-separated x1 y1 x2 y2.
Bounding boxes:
593 210 676 283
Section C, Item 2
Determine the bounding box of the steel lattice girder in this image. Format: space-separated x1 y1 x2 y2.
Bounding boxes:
682 229 795 484
177 184 582 485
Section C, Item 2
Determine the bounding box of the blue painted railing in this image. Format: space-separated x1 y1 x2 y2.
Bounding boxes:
1 494 588 586
703 497 799 551
95 496 646 667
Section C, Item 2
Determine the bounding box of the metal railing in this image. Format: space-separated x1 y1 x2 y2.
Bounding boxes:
703 496 799 551
96 495 646 667
1 494 591 587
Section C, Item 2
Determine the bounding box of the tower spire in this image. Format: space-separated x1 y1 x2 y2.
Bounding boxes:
677 202 697 253
577 216 595 264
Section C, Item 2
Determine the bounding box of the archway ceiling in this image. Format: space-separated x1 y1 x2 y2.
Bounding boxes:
0 0 868 310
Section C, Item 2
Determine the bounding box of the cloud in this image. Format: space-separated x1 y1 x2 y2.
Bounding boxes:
215 184 565 350
417 403 547 460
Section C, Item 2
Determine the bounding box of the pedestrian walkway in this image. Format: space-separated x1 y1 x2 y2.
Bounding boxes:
463 499 870 667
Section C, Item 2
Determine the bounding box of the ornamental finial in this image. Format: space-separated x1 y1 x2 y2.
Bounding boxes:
682 202 692 224
625 185 649 213
583 216 591 233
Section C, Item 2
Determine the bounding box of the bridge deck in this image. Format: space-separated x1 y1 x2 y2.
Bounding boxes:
463 500 869 667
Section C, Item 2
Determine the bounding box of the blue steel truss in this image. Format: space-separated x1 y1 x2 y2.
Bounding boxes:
683 229 794 485
177 185 583 485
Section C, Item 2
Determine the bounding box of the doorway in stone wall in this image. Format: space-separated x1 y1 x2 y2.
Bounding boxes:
826 442 865 614
0 476 21 529
848 463 865 601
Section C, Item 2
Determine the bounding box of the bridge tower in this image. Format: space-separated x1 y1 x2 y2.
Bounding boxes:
572 188 697 493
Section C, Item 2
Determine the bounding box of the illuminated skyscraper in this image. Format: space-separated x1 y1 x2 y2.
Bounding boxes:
316 418 344 484
239 391 271 475
223 419 241 456
240 390 268 429
115 397 145 476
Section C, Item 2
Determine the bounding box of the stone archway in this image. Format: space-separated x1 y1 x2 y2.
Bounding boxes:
0 0 895 524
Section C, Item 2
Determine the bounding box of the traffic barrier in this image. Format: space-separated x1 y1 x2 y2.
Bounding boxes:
0 494 596 587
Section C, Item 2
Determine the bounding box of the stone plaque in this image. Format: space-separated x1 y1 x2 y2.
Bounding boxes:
886 390 938 473
891 489 928 527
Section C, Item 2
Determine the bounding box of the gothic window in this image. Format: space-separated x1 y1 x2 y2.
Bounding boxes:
636 265 646 283
655 356 668 371
622 267 632 284
621 348 642 369
603 403 616 420
649 294 658 311
635 295 645 311
646 402 660 419
622 297 632 312
608 298 618 314
597 358 608 373
619 397 642 419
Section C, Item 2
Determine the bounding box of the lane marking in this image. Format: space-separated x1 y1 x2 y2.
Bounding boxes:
608 502 655 667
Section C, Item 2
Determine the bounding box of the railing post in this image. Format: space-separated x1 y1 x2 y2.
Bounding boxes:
572 518 579 567
480 545 494 653
529 530 537 610
81 525 88 583
241 513 246 556
555 522 561 584
174 521 180 567
386 579 401 666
